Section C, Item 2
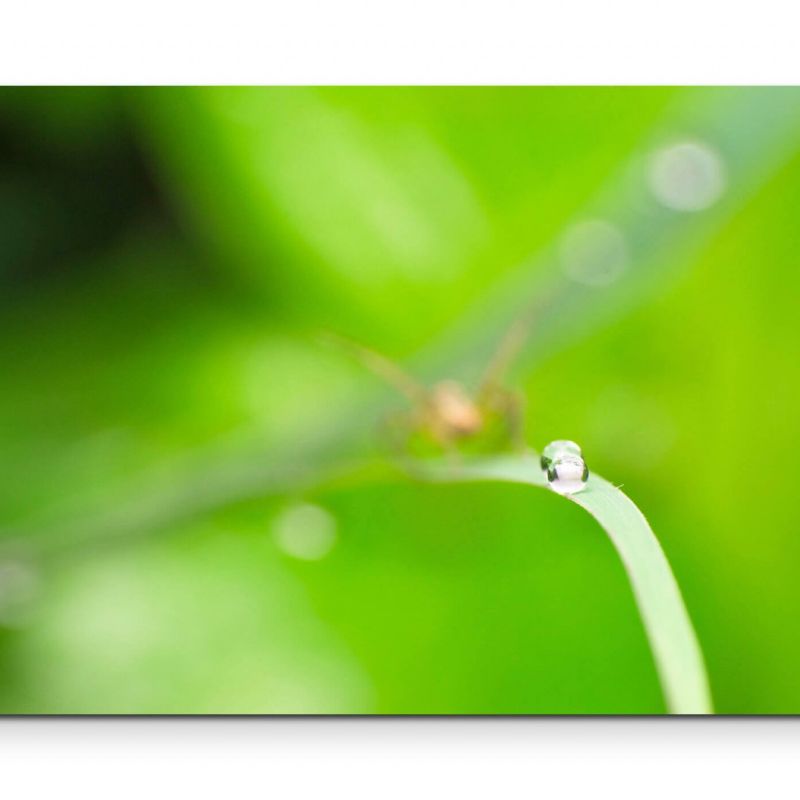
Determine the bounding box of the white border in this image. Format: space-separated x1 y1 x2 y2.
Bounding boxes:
1 1 799 84
0 719 798 798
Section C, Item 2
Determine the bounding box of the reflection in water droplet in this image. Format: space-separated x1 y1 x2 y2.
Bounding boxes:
540 439 582 471
648 140 726 212
272 503 338 561
546 455 589 495
559 219 628 287
542 441 589 495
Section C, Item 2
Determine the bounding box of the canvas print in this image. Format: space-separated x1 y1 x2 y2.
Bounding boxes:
0 86 797 714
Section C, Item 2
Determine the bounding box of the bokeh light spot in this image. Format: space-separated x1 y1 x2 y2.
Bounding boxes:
272 503 338 561
648 140 726 212
0 561 39 628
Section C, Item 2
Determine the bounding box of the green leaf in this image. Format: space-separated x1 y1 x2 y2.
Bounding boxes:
422 454 712 714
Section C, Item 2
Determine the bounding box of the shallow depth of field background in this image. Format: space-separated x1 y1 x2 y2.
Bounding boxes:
0 87 798 714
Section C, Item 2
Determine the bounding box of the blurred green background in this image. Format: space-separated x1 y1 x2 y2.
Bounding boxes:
0 86 799 714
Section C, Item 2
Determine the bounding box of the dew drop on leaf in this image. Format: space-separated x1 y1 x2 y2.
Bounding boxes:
540 439 582 471
541 440 589 495
546 454 589 495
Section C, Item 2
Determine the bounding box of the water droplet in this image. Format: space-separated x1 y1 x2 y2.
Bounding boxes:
272 503 338 561
540 439 582 471
541 440 588 495
546 454 589 495
648 140 726 212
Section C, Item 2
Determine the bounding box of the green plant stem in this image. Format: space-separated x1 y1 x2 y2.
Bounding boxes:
422 454 713 714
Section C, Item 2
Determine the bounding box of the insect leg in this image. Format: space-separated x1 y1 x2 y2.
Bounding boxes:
495 388 527 452
378 409 420 473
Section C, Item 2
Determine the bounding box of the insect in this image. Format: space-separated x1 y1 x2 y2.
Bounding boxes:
323 310 537 458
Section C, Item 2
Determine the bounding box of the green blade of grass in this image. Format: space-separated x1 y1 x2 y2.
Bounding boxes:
422 454 712 715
